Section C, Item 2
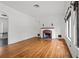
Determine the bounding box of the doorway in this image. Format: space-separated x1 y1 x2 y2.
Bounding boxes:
0 11 8 46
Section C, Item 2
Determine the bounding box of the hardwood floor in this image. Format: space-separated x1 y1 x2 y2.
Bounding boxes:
0 37 72 58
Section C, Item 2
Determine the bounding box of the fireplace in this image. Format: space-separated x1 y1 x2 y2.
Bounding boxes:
43 30 52 39
41 27 56 39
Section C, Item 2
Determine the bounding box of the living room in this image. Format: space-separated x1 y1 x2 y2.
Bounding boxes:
0 1 79 58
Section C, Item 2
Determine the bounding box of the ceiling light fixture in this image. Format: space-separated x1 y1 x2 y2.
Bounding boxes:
33 4 40 8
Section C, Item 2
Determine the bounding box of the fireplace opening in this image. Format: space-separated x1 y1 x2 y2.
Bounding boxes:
43 30 52 39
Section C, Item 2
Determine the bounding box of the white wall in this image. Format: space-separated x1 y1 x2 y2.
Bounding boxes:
0 22 3 33
39 15 65 38
3 21 8 33
0 18 8 33
0 3 40 44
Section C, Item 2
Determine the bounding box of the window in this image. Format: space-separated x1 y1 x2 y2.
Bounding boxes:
66 11 72 41
68 16 71 39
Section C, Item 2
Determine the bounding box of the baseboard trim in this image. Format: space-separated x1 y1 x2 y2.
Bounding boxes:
8 36 38 45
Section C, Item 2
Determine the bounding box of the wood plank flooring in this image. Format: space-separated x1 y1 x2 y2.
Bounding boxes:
0 37 72 58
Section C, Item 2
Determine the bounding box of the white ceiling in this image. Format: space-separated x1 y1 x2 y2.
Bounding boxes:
0 1 66 18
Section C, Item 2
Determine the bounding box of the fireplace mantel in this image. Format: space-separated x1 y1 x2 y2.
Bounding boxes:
41 27 54 29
